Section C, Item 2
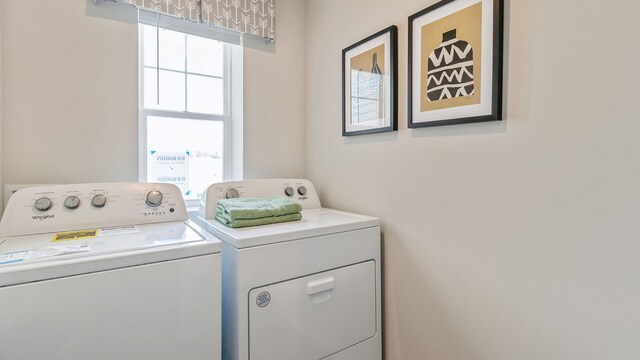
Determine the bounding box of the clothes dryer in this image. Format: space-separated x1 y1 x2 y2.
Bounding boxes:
198 179 381 360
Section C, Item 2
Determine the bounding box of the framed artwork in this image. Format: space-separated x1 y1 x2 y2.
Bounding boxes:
408 0 504 128
342 26 398 136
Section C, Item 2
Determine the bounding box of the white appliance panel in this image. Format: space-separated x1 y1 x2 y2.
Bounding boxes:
199 208 379 248
248 261 376 360
0 182 222 360
1 222 204 255
200 179 322 220
222 227 382 360
0 254 221 360
0 221 221 287
0 183 187 237
197 179 381 360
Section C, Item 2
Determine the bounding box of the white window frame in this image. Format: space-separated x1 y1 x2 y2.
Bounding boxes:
137 13 240 206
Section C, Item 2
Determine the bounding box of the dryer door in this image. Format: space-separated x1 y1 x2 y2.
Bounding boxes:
248 260 376 360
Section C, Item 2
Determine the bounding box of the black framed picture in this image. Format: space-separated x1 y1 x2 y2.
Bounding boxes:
342 25 398 136
408 0 504 128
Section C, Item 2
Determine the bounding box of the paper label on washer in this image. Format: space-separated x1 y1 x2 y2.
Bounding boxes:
1 243 90 263
99 226 139 237
29 243 91 259
0 250 33 265
51 229 98 242
50 227 140 243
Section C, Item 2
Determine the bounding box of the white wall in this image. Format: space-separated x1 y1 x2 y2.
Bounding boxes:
0 0 305 186
2 0 139 185
243 0 306 179
305 0 640 359
0 0 3 216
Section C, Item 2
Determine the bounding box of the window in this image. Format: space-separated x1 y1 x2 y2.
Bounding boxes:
138 13 242 205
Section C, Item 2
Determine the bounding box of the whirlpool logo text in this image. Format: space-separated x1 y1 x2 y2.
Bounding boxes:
32 214 55 221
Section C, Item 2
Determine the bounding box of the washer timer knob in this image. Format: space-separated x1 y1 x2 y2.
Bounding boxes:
297 186 307 196
225 188 240 199
34 197 52 211
284 187 294 197
91 194 107 208
145 191 164 207
64 196 80 209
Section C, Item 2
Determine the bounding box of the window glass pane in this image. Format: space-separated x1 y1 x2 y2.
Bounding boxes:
159 29 185 71
187 35 224 77
187 75 224 115
143 25 157 67
143 68 158 109
146 116 224 200
144 69 186 111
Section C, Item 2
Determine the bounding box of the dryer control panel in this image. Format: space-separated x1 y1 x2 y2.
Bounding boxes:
0 183 187 237
200 179 321 220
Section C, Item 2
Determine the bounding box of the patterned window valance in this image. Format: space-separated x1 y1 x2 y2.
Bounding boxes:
201 0 275 40
118 0 201 22
104 0 276 40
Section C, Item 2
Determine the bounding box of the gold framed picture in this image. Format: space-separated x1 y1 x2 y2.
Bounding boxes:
409 0 504 128
342 26 398 136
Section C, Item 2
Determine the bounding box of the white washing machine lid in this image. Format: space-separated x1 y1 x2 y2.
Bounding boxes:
0 220 221 287
198 208 379 249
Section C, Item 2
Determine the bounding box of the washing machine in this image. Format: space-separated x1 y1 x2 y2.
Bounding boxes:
197 179 381 360
0 183 221 360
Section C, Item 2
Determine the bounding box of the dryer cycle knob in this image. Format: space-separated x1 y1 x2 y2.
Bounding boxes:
64 196 80 209
34 197 52 211
284 187 294 197
145 191 164 207
297 186 307 196
225 188 240 199
91 194 107 208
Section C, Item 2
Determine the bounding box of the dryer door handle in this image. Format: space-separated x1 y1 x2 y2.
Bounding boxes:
307 277 335 295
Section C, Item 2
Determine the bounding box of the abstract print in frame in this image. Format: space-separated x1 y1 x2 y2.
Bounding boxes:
342 26 398 136
408 0 503 128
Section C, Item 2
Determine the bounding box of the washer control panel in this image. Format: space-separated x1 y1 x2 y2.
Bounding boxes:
0 183 187 237
199 179 321 221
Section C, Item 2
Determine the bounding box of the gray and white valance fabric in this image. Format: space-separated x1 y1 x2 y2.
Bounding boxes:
108 0 276 39
118 0 201 22
201 0 276 39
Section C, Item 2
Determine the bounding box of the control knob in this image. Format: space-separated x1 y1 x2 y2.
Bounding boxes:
64 196 80 209
91 194 107 208
225 188 240 199
34 197 52 211
145 191 164 207
284 187 294 197
297 186 307 196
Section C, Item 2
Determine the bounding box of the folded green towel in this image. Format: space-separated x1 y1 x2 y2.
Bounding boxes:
217 197 302 220
216 212 302 228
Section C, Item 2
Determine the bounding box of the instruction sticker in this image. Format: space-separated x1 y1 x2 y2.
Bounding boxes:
0 250 33 265
99 226 139 237
30 244 90 258
51 229 98 243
